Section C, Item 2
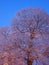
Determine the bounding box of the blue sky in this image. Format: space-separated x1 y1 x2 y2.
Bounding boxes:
0 0 49 27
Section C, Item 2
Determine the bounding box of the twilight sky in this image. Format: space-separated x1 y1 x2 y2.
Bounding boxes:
0 0 49 27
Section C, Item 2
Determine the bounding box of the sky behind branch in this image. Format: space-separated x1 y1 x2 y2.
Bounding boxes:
0 0 49 27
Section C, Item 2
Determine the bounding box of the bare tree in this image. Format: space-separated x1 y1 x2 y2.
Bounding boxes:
0 8 49 65
10 8 49 65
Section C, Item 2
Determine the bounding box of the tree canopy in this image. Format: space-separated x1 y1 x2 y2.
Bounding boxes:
0 8 49 65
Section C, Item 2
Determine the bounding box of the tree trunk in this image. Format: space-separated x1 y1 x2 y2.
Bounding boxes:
27 60 32 65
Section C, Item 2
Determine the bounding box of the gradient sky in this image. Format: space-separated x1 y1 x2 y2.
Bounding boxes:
0 0 49 27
